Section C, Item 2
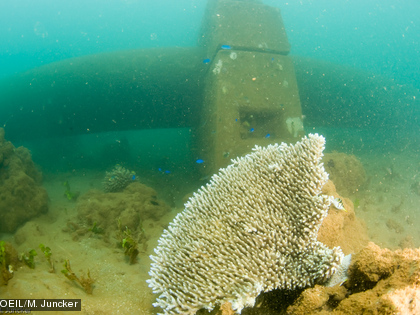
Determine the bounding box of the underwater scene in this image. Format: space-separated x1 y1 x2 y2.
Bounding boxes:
0 0 419 314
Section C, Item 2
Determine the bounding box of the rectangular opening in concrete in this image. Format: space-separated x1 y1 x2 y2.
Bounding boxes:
239 108 283 139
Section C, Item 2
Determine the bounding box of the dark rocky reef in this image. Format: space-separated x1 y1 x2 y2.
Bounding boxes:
0 128 48 233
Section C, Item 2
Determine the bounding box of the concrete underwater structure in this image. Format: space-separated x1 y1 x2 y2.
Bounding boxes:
0 0 418 171
195 0 304 172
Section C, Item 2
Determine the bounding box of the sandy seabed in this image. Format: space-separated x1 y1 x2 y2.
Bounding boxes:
0 148 419 315
0 169 177 315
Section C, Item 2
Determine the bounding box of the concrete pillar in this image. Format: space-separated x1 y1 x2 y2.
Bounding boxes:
197 0 304 173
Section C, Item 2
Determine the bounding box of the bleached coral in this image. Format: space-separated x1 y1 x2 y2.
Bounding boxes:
147 134 344 314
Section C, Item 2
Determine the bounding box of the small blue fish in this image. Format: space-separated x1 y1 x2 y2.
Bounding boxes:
164 170 171 174
203 58 211 64
265 133 270 138
235 118 238 122
131 175 136 180
221 45 231 50
158 168 162 172
196 159 204 164
250 128 254 132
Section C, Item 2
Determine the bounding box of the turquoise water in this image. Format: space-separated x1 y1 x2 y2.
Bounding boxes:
0 0 418 218
1 0 419 88
0 0 418 165
0 0 205 78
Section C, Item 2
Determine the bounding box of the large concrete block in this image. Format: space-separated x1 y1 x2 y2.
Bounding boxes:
199 0 290 55
197 49 304 173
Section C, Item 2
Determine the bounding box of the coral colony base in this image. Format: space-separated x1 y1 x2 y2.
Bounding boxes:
147 134 347 315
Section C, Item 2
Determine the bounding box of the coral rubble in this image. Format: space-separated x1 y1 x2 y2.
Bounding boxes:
148 134 345 315
0 128 48 233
